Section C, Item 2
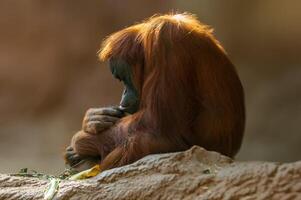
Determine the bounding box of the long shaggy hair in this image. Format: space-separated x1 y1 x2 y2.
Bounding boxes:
69 13 245 171
99 13 245 158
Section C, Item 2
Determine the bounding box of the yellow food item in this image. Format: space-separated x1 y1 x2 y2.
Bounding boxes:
69 165 101 180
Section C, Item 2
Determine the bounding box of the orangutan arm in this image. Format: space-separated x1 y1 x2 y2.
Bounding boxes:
66 120 176 171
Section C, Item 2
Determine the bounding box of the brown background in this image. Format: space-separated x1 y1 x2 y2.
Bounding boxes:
0 0 300 174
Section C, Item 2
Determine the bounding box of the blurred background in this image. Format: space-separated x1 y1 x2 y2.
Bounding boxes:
0 0 300 174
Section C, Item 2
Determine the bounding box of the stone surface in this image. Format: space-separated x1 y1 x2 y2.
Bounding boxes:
0 146 300 200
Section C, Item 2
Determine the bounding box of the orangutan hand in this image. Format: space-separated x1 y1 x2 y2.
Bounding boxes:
82 106 124 134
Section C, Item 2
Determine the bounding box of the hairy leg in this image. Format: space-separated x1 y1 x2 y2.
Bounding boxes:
100 133 180 171
65 124 184 171
65 129 121 170
64 131 103 170
71 130 102 157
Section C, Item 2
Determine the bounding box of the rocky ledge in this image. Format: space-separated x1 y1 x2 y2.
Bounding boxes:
0 146 300 200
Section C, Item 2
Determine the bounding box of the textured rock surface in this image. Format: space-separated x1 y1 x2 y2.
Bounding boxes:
0 146 300 200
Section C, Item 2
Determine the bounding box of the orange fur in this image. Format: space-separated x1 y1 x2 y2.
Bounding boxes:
71 13 245 170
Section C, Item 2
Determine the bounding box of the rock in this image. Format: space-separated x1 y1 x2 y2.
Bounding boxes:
0 146 300 200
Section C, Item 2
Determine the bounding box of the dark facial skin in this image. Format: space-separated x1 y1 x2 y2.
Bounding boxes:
109 59 139 114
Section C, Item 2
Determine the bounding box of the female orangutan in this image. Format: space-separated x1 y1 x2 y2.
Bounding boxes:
64 13 245 171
